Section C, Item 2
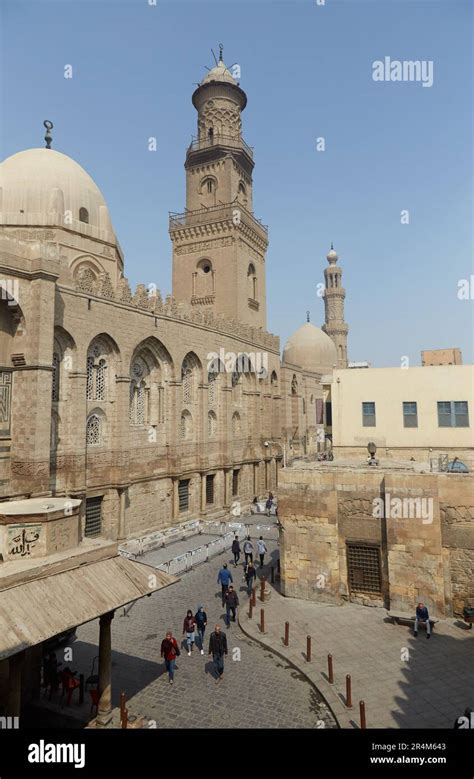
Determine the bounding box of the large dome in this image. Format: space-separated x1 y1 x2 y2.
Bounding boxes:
282 322 337 375
200 59 237 86
0 148 115 242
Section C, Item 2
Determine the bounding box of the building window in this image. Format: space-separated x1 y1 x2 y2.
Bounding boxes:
85 496 102 537
232 469 239 496
87 348 108 402
403 402 418 428
206 474 215 505
346 542 382 595
208 370 217 406
86 414 102 446
232 412 241 436
178 479 190 512
180 410 192 440
325 401 332 426
208 411 217 438
291 375 298 396
437 400 469 428
79 207 89 224
52 352 60 401
362 402 376 427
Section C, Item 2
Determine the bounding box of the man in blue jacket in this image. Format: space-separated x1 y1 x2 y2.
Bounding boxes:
217 563 233 606
414 602 431 639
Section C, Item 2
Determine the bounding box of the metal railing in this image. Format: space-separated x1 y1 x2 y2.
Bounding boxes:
169 201 268 237
187 134 254 158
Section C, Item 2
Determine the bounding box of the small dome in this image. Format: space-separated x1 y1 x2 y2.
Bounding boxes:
200 59 237 86
327 247 338 264
0 148 115 242
283 322 337 374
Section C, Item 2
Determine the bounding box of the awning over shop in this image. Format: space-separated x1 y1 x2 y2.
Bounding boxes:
0 556 177 660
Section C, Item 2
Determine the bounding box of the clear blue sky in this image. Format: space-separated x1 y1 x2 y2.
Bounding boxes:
2 0 472 366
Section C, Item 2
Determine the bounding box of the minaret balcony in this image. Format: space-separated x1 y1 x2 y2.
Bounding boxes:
169 201 268 245
187 134 254 159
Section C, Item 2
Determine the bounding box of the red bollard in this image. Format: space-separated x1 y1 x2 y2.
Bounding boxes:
359 700 366 729
260 608 265 633
306 636 311 662
252 587 256 607
284 621 290 646
120 692 128 729
260 576 266 603
328 654 334 684
345 674 353 708
249 599 253 619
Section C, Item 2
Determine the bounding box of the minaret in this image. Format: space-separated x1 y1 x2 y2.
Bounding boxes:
322 245 349 368
169 47 268 328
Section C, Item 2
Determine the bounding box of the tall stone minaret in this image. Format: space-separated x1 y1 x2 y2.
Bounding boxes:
322 245 349 368
170 46 268 329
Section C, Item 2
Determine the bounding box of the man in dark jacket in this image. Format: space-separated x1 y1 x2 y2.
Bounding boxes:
217 563 233 606
414 602 431 639
245 561 257 597
208 624 228 682
231 536 241 567
224 585 239 626
160 630 180 684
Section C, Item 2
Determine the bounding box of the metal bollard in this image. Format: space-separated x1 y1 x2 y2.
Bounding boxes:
120 692 128 729
306 636 311 662
328 654 334 684
260 576 266 602
260 608 265 633
252 587 256 607
284 621 290 646
249 599 253 619
359 700 366 729
271 566 275 584
345 674 353 708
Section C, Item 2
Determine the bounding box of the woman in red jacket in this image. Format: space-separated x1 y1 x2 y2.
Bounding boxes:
160 631 180 685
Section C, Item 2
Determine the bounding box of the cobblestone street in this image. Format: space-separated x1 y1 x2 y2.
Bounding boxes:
74 531 336 729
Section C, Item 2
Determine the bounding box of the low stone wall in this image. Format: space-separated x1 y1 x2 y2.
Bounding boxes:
279 465 474 617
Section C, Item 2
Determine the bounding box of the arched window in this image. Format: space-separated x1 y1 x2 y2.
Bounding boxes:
238 182 246 196
181 354 201 405
248 263 257 300
87 353 107 401
270 370 278 388
129 357 153 426
180 410 192 440
182 364 192 404
79 207 89 224
291 375 298 395
86 414 101 447
232 411 241 436
52 352 60 401
208 411 217 438
231 370 240 388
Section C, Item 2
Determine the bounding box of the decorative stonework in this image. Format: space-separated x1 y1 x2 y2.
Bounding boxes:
11 460 49 478
96 271 114 299
175 236 234 255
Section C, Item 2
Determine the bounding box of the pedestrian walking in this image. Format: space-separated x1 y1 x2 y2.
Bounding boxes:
243 536 254 565
231 535 241 566
245 560 257 597
217 562 233 606
194 605 208 655
224 585 239 627
183 609 197 655
265 493 273 516
208 624 228 683
161 630 180 685
257 536 267 568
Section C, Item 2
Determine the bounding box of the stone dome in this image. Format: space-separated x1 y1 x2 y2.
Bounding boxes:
0 148 115 242
282 322 337 375
200 60 237 86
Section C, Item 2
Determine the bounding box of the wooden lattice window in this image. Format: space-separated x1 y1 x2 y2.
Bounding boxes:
86 414 101 447
52 352 60 401
178 479 190 512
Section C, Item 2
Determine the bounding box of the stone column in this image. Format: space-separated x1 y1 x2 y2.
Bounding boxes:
7 650 25 718
223 468 231 508
172 478 179 521
118 487 128 541
96 610 115 728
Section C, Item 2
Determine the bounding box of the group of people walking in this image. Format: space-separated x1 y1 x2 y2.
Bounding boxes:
160 530 270 686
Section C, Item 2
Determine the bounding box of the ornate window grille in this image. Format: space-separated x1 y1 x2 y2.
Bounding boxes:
86 414 101 447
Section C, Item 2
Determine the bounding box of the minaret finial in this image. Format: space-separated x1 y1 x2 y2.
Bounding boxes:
219 43 224 62
306 310 310 323
44 120 53 149
330 242 334 251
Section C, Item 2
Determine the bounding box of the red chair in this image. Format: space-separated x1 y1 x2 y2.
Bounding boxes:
89 688 99 716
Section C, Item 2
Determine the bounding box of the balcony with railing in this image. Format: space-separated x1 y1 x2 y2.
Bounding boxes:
169 200 268 241
187 134 254 159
